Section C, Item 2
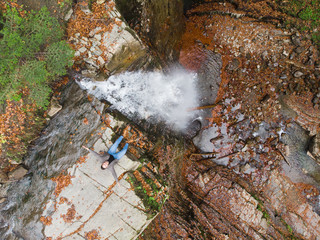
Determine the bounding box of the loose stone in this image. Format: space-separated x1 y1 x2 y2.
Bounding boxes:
64 8 73 21
94 34 102 41
280 74 287 79
295 46 305 54
289 52 296 60
0 170 8 183
291 34 301 46
294 71 304 78
90 46 103 56
227 58 240 71
261 50 268 60
47 97 62 117
79 47 87 53
98 56 105 65
8 166 28 181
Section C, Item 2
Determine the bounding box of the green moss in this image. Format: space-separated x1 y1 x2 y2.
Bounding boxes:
251 193 270 221
127 171 167 219
278 0 320 48
279 217 299 239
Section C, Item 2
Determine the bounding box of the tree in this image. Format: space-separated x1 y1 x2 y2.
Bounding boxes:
0 5 74 108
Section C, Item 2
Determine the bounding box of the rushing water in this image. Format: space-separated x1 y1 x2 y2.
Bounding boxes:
77 69 199 131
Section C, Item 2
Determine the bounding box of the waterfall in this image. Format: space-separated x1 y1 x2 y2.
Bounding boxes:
77 69 199 131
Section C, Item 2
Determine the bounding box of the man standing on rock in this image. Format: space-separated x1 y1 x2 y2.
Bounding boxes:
82 136 128 184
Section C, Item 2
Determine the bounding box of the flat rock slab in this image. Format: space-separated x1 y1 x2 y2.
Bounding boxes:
43 115 148 240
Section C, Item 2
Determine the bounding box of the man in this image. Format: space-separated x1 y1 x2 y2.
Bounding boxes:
82 136 128 183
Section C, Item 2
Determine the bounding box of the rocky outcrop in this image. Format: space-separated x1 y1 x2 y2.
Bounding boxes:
115 0 185 64
67 0 159 76
309 134 320 165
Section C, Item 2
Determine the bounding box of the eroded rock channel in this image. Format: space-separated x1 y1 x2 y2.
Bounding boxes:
1 0 320 239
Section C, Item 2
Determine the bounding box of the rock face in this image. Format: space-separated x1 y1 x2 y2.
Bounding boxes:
142 1 320 239
115 0 185 63
309 134 320 165
0 82 105 239
0 79 168 239
68 0 159 76
197 51 222 106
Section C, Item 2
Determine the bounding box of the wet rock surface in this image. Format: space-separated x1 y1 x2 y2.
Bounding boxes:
197 51 222 106
0 79 169 239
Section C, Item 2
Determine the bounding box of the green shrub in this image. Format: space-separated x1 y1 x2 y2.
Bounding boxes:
0 5 74 108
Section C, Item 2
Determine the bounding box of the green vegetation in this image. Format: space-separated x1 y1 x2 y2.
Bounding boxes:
280 217 299 239
257 202 270 221
279 0 320 48
127 168 168 219
251 193 270 221
0 5 74 108
58 0 72 9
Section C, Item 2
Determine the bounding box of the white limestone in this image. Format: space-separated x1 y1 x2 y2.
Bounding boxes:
43 115 150 240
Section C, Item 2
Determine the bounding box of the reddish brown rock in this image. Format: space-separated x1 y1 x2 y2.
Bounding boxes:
283 92 320 135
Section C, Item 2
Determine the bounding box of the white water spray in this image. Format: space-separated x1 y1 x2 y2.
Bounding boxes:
77 69 199 131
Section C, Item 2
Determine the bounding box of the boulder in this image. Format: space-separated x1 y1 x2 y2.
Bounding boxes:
47 97 62 117
8 166 28 181
294 71 304 78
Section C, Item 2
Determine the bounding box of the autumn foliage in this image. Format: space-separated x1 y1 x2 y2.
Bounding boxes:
67 1 122 66
0 88 44 168
40 216 53 226
0 2 73 170
51 172 74 197
85 229 101 240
